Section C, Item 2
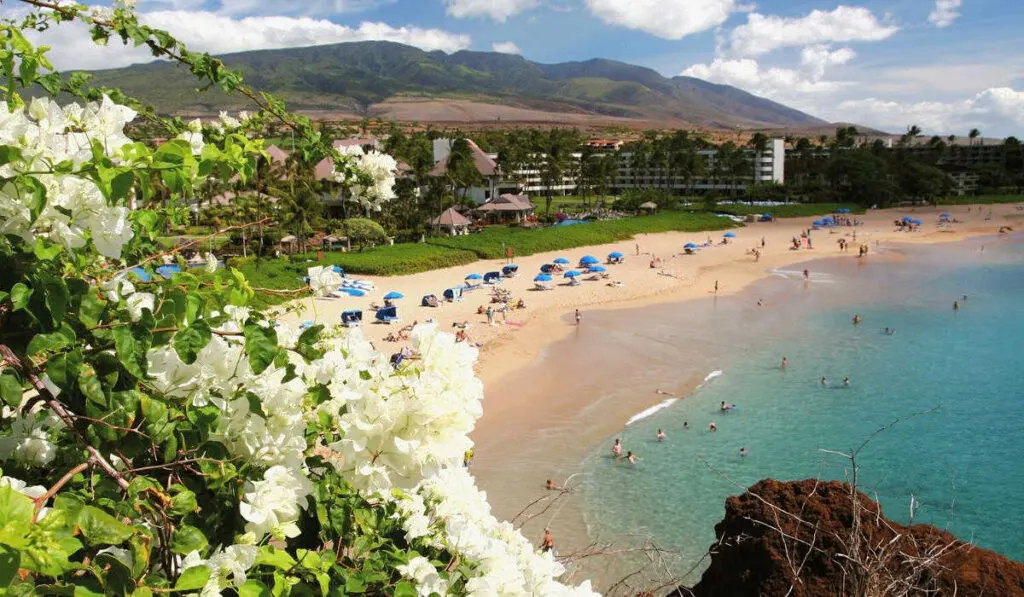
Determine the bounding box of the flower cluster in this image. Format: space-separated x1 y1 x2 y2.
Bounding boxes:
0 409 64 468
0 96 136 257
306 265 343 297
330 145 398 210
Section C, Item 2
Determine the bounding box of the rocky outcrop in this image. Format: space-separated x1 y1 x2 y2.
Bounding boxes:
689 479 1024 597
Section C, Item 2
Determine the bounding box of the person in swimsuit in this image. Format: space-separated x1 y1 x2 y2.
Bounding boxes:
545 479 559 490
683 421 690 430
612 439 623 458
541 528 555 552
843 377 851 387
821 376 828 387
781 357 789 369
575 309 582 325
709 422 717 432
626 451 637 464
656 429 666 442
740 447 748 457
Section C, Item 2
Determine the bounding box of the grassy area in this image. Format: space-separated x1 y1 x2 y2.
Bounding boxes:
934 194 1024 205
427 211 736 259
712 203 865 218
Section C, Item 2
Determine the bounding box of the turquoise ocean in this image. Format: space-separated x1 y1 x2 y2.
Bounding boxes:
576 235 1024 582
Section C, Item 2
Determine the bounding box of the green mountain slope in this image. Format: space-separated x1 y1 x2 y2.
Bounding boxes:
83 40 827 127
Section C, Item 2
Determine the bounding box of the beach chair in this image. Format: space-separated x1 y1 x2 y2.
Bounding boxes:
443 287 463 302
375 305 399 324
483 271 502 285
502 264 519 277
421 294 440 308
341 310 362 327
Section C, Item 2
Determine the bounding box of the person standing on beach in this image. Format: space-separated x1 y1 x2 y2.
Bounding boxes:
761 236 766 249
635 243 640 256
486 306 494 326
714 280 719 294
657 429 666 442
612 439 623 458
574 309 582 325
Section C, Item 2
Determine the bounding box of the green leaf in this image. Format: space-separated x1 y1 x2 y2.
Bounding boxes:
0 373 22 407
255 545 296 570
172 319 211 364
393 581 417 597
0 485 33 537
73 585 104 597
239 580 272 597
170 525 207 555
33 238 63 261
112 325 150 379
77 505 134 545
344 575 367 594
0 545 19 589
168 486 197 516
79 291 105 328
44 349 83 393
26 324 76 357
10 283 31 311
175 565 211 591
243 323 279 375
41 275 70 326
0 146 24 168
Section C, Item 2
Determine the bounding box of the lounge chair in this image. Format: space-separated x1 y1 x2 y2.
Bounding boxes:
375 306 399 324
341 310 363 327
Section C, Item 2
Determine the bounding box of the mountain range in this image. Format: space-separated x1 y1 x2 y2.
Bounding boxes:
84 41 829 129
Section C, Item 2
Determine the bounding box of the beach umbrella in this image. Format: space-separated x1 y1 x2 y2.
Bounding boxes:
588 265 607 273
465 273 483 280
383 291 404 300
609 251 624 259
684 243 698 249
553 257 570 265
836 208 851 213
822 217 834 223
580 255 599 265
903 216 914 222
912 218 923 225
812 220 824 226
724 232 737 238
563 270 581 278
155 264 181 279
939 213 950 218
534 274 552 282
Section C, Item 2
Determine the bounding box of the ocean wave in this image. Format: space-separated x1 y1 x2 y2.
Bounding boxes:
625 398 677 426
770 269 836 283
626 370 724 426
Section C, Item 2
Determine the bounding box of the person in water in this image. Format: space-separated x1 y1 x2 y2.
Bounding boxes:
545 479 559 490
720 401 735 411
884 327 894 335
781 356 789 369
683 421 690 430
843 377 851 387
626 451 637 464
803 269 810 280
740 447 748 458
656 429 666 442
709 422 717 432
821 376 828 387
953 300 960 311
612 439 623 459
852 314 862 325
541 528 555 552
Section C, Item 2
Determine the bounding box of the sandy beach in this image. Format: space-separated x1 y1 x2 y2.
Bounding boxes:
276 203 1021 585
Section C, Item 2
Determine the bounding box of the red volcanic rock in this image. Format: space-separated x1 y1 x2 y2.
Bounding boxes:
689 479 1024 597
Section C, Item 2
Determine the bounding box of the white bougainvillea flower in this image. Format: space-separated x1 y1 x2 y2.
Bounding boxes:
125 292 155 322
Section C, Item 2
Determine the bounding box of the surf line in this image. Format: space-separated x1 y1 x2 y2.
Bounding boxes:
626 370 724 426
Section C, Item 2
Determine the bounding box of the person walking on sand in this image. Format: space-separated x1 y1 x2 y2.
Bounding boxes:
612 438 623 458
486 306 494 326
635 243 640 256
540 528 555 552
657 429 666 442
574 309 582 325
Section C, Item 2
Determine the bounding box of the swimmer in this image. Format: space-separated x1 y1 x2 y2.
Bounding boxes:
884 327 894 335
545 479 559 490
953 300 960 311
709 422 717 432
803 269 810 280
626 451 637 464
657 429 666 442
612 438 623 458
740 447 748 458
843 377 851 387
541 528 554 552
821 376 828 387
683 421 690 430
852 314 862 325
781 357 789 369
720 401 735 411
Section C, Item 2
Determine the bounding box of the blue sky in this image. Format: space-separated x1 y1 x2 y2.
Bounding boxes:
18 0 1024 135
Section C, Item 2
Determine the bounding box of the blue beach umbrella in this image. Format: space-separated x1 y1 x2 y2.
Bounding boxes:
939 213 950 218
563 270 581 278
903 216 914 222
588 265 607 273
580 255 599 265
822 217 834 223
155 264 181 279
684 243 699 249
724 232 737 238
534 274 552 282
383 291 404 300
812 220 824 226
912 218 923 225
553 257 570 265
609 251 624 259
836 208 851 213
465 273 483 280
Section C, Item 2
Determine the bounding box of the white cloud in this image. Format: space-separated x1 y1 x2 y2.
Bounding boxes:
23 10 471 70
491 41 522 55
928 0 962 28
836 88 1024 135
726 6 898 56
585 0 741 40
444 0 539 22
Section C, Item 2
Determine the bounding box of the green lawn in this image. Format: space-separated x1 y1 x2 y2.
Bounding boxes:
427 211 736 259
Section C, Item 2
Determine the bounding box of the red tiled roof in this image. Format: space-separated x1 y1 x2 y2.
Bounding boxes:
476 193 535 212
430 207 472 227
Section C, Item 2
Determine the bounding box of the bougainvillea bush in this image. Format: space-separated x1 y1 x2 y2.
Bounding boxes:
0 2 598 595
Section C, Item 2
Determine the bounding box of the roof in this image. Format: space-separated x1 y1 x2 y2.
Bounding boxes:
476 193 535 212
265 145 289 164
430 207 472 227
430 140 498 178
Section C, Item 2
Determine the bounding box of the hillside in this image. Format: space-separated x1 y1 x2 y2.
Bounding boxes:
83 41 828 129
